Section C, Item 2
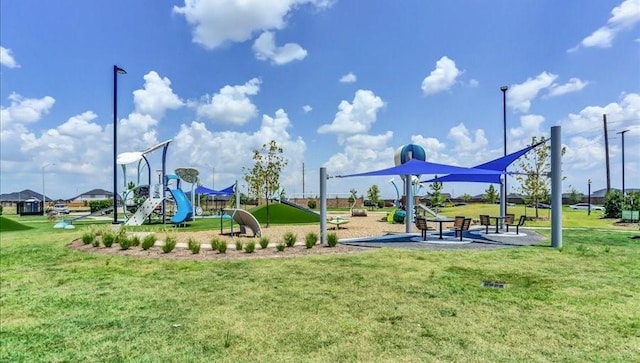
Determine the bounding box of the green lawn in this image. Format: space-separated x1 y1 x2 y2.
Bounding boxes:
1 214 639 362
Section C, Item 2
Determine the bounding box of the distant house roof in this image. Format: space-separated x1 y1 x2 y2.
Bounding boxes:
68 189 114 200
589 188 638 197
0 189 53 202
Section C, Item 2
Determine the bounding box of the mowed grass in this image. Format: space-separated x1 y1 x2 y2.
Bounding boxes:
1 215 639 362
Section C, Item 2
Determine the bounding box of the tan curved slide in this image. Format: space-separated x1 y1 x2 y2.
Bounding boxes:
223 209 263 237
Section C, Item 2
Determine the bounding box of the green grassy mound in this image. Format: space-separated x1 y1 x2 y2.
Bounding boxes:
0 216 34 232
251 202 320 224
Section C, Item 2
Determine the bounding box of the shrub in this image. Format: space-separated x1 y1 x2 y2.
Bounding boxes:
210 237 221 251
217 241 227 254
115 230 127 245
142 234 156 250
163 236 177 253
305 232 318 249
102 232 115 248
92 238 100 248
307 199 317 209
283 232 297 247
130 235 140 247
188 238 201 254
119 236 133 250
244 241 256 253
81 232 95 245
327 232 339 247
88 199 113 213
276 242 286 252
259 237 270 249
0 205 3 215
235 241 243 251
604 190 624 218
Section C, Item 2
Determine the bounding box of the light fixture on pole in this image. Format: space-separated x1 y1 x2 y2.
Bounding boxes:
42 163 55 214
113 65 127 224
617 130 629 195
587 179 591 216
500 85 509 220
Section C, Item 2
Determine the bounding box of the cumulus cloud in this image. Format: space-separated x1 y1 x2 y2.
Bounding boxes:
339 72 357 83
322 132 395 176
447 123 488 153
421 56 461 96
196 78 261 125
0 93 55 125
559 92 640 134
0 46 20 68
570 0 640 51
317 89 384 137
252 31 307 65
547 78 589 97
302 105 312 113
508 72 557 113
173 0 331 50
509 114 546 141
133 71 184 119
57 111 102 136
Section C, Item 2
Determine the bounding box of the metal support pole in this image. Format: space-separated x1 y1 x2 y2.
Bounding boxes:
405 175 413 233
588 179 591 216
551 126 562 248
319 167 327 245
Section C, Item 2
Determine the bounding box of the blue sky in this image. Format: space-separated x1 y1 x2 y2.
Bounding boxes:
1 0 639 200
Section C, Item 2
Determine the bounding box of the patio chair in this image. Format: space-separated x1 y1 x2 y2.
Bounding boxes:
415 217 430 240
505 213 515 225
449 216 465 232
506 215 526 234
479 214 491 234
453 218 472 241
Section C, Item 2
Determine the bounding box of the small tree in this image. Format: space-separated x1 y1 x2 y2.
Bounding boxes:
428 178 445 209
243 140 288 227
514 136 565 218
567 186 582 205
460 193 472 203
367 185 381 208
484 185 499 204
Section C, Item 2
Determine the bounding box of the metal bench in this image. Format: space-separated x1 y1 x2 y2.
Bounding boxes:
506 215 526 234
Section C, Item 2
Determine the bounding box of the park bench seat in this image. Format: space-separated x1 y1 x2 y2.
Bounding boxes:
453 218 472 240
479 214 491 234
506 215 526 234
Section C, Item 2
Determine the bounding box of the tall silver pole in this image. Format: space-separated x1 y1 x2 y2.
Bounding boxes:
551 126 562 248
319 167 327 245
405 176 413 233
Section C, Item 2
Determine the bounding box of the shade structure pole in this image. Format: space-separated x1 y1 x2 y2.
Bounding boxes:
499 177 506 229
551 126 562 248
404 175 413 233
319 167 327 245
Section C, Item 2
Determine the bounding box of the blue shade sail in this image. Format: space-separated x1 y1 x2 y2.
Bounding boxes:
195 183 235 195
423 141 545 184
337 158 504 178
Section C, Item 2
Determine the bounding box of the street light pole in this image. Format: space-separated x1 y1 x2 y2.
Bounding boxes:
588 179 591 216
113 65 127 224
42 163 54 214
617 130 629 195
500 85 509 218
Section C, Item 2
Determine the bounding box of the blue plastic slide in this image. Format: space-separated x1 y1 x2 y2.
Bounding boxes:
168 188 193 224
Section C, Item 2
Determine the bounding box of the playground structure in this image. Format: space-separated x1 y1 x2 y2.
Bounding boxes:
114 140 194 226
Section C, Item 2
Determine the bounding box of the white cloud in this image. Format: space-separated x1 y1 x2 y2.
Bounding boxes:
509 114 546 140
57 111 102 136
252 31 307 65
173 0 331 50
547 78 589 97
302 105 312 113
508 72 557 113
571 0 640 50
196 78 261 125
322 132 394 176
447 123 488 153
560 92 640 134
339 72 357 83
133 71 184 119
421 56 461 96
317 89 385 138
0 93 55 125
0 46 20 68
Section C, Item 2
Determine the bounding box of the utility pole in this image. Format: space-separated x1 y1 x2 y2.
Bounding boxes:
603 114 611 194
302 162 305 198
617 129 629 195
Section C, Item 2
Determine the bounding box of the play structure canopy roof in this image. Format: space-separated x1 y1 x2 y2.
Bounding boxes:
195 183 235 195
423 141 545 184
337 158 504 178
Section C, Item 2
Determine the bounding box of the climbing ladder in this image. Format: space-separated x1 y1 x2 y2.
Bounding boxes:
125 196 164 226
